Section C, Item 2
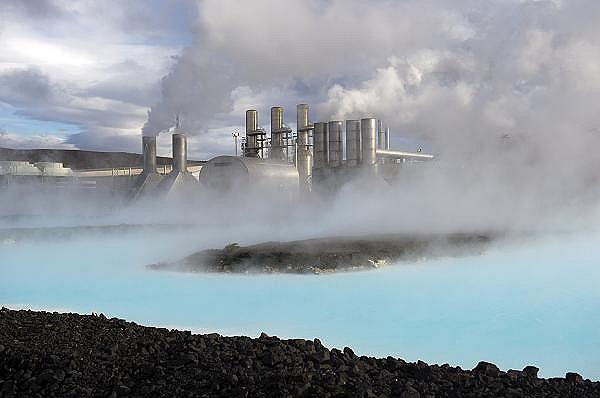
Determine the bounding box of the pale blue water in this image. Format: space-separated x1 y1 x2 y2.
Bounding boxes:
1 229 599 380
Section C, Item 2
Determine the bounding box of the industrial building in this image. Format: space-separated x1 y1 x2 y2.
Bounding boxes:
0 103 434 200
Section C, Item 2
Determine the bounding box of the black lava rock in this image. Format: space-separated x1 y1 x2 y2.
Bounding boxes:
0 308 598 397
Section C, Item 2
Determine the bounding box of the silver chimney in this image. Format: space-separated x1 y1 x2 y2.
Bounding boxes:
172 133 187 172
360 118 377 167
142 136 157 173
385 127 390 150
296 104 312 192
328 121 342 168
245 109 259 158
378 121 386 150
270 106 286 161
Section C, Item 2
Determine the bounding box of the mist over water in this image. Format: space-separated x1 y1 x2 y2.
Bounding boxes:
2 222 600 380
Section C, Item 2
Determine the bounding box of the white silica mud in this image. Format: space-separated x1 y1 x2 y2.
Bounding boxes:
1 224 599 380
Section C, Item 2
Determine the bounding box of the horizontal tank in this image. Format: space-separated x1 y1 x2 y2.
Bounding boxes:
199 155 298 194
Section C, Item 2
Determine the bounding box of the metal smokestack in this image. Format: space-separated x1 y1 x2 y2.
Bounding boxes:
296 104 312 192
245 110 258 157
172 133 187 172
360 118 377 167
270 106 285 161
378 121 386 149
345 120 361 167
385 127 390 150
328 121 342 168
142 136 157 173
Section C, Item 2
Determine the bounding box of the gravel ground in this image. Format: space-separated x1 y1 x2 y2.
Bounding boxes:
1 308 598 397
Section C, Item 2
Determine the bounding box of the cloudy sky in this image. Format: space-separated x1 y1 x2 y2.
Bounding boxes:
2 0 600 165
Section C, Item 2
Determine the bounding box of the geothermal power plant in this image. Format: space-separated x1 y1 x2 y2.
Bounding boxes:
0 104 434 199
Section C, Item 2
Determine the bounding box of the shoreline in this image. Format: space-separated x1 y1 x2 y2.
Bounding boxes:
1 308 598 397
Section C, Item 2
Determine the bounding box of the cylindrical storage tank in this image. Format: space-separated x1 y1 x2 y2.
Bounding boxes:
270 106 285 161
199 155 299 196
385 127 390 150
313 122 329 169
172 133 187 172
142 136 157 173
245 109 259 157
345 120 361 167
328 121 342 168
360 118 377 167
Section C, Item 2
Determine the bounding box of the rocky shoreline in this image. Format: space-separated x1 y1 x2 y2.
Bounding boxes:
1 308 598 397
149 233 494 274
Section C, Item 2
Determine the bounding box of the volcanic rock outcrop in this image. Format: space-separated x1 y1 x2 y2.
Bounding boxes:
1 308 598 397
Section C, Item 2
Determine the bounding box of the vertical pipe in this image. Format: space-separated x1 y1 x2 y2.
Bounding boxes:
270 106 285 161
245 110 258 157
328 121 342 168
378 121 385 149
360 118 377 167
345 120 361 167
142 136 157 173
385 127 390 150
296 104 312 191
172 133 186 172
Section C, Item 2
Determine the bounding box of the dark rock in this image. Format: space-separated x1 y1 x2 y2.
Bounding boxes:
522 365 539 378
566 372 583 383
1 308 598 398
472 361 501 377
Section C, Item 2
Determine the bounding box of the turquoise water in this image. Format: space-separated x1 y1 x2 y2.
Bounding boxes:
1 229 599 380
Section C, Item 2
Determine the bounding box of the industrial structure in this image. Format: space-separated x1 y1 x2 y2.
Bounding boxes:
199 103 434 195
1 103 434 200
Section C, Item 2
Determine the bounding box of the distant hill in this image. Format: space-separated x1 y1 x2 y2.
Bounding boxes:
0 148 205 170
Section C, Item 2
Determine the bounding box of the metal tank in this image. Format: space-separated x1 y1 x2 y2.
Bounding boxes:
296 104 312 191
199 155 298 195
312 122 329 170
360 118 377 167
328 121 342 168
345 120 361 167
245 110 259 157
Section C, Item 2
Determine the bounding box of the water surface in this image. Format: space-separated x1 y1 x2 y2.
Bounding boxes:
1 228 599 379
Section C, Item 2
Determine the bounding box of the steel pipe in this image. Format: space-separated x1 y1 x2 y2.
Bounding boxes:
376 149 434 160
